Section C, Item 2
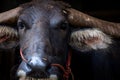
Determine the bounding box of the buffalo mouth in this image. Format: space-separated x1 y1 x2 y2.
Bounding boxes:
17 70 58 80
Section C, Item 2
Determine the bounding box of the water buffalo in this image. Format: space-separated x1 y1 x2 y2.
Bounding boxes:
0 0 120 80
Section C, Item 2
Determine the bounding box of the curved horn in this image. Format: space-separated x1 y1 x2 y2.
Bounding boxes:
67 8 120 37
0 6 22 41
0 7 23 24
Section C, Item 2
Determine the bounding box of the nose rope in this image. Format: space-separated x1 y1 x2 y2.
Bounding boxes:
51 51 74 80
20 48 28 63
19 41 30 63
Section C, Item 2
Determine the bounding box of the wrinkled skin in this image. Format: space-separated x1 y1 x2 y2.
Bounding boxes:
16 0 70 79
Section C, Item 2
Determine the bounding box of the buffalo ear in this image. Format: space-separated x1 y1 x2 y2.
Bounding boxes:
0 25 19 49
69 28 112 52
0 7 22 49
69 29 86 51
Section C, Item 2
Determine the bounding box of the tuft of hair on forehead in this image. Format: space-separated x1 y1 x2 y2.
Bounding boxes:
36 0 70 7
28 0 71 9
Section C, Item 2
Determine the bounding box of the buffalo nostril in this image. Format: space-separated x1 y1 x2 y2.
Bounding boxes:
27 56 46 70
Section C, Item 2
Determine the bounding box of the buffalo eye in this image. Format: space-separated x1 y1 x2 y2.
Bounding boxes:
60 21 68 30
18 21 26 29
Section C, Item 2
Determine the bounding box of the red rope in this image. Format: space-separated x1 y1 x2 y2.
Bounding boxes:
51 51 74 80
20 48 28 63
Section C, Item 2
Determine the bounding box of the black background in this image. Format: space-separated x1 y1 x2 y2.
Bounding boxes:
0 0 120 22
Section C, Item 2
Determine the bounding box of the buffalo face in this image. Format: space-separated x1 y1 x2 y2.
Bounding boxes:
17 1 70 79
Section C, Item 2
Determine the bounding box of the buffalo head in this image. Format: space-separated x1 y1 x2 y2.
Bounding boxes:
0 0 120 80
